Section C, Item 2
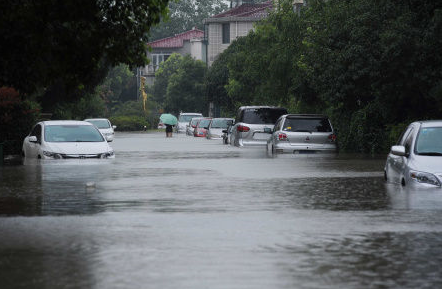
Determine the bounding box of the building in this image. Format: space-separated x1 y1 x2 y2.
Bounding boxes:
203 0 273 67
139 28 205 86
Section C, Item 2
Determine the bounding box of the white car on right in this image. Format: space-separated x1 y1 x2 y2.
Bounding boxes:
385 120 442 188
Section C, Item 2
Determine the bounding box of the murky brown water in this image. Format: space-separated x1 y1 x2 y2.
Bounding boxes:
1 132 442 289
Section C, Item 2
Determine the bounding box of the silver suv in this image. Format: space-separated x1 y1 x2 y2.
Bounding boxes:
267 114 338 154
230 106 287 147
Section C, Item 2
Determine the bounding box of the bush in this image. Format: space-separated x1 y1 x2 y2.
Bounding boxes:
109 115 149 131
0 87 41 155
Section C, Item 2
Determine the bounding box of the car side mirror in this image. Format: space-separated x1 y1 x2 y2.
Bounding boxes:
112 125 117 129
29 136 38 143
391 145 406 157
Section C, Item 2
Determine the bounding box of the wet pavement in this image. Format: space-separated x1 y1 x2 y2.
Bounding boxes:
1 132 442 289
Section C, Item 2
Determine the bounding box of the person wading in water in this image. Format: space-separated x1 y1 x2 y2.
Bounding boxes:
165 124 173 137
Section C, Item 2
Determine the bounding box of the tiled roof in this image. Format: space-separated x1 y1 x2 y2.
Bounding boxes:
211 1 272 19
147 28 204 48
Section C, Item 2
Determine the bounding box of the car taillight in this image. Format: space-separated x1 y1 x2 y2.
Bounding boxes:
237 125 250 132
328 134 337 142
192 125 196 128
278 133 288 141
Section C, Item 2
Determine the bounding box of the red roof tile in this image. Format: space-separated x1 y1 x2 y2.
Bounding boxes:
148 28 204 48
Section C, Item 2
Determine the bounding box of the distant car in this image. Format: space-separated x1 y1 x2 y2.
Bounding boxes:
230 106 287 147
267 114 338 154
222 124 234 145
22 120 115 159
384 120 442 187
187 117 202 136
84 118 116 142
176 112 203 133
158 122 166 129
194 118 212 137
206 118 234 140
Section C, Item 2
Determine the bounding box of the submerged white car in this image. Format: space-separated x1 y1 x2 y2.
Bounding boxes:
176 112 203 133
84 118 116 142
22 120 115 159
385 120 442 187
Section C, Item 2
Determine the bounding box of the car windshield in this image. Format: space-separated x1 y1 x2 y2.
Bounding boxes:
211 119 233 129
242 108 287 124
45 125 104 142
415 127 442 155
86 119 110 129
190 118 201 126
198 119 211 128
179 115 201 122
283 118 332 132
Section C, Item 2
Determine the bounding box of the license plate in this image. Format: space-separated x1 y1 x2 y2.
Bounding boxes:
264 127 272 133
253 133 270 140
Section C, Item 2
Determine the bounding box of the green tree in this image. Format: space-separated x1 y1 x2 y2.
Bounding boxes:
0 0 170 96
165 55 207 114
96 64 136 108
149 0 228 41
152 53 184 106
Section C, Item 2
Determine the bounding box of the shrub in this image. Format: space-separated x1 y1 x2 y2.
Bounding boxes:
0 87 41 155
109 115 149 131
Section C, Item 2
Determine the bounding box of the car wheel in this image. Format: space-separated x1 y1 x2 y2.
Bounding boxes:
384 171 388 181
401 178 406 187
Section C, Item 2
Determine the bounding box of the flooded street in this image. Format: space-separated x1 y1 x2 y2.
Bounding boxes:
1 132 442 289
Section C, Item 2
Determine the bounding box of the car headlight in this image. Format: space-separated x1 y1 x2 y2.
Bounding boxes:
410 170 441 187
101 150 114 158
43 151 62 159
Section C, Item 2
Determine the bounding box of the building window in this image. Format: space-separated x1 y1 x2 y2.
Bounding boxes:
222 23 230 44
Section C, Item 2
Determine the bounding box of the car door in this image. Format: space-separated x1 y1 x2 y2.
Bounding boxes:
389 125 415 182
24 124 42 158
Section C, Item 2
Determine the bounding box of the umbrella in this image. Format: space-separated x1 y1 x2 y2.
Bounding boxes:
160 113 178 125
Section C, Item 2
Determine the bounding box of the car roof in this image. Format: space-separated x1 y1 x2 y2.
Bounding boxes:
84 118 109 121
41 120 93 126
238 106 286 110
180 113 203 115
418 120 442 127
284 114 329 119
212 117 234 120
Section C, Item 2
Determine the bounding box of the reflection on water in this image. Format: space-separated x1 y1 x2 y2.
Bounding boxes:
275 232 442 289
1 132 442 289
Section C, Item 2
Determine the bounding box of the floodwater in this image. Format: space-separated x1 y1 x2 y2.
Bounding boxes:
1 132 442 289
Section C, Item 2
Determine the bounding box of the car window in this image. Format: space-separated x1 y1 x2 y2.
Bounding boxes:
45 125 104 142
241 108 287 124
86 119 110 129
283 118 332 132
210 119 233 129
415 127 442 155
399 126 414 145
30 124 42 142
403 128 415 153
198 119 211 128
190 118 201 126
179 115 201 122
274 119 283 131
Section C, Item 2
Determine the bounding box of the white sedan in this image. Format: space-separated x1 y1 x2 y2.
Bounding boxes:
84 118 116 142
22 120 115 159
385 120 442 187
